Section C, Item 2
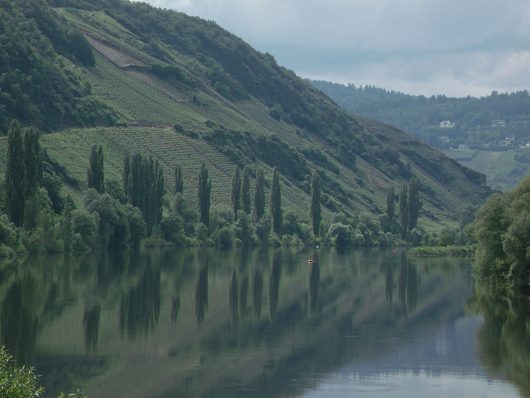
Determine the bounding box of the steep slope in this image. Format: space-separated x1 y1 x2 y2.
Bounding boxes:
0 0 490 227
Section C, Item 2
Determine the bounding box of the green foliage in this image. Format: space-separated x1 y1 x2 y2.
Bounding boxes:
241 166 251 215
472 176 530 291
5 121 26 226
231 167 241 220
85 189 146 249
386 186 395 222
0 0 114 132
125 153 165 235
174 165 183 194
198 164 212 229
408 177 420 230
313 81 530 151
310 171 321 237
270 168 282 236
399 185 409 236
87 145 104 193
254 167 265 223
0 346 43 398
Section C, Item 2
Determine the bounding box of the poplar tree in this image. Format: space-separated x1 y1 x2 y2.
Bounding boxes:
386 186 395 221
23 128 42 198
5 121 26 226
123 153 130 198
198 163 212 228
175 165 183 194
254 167 265 222
310 171 321 237
399 184 409 235
231 166 241 219
87 145 104 193
270 168 282 235
241 166 251 214
408 177 420 230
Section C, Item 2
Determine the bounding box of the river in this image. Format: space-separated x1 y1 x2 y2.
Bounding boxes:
0 249 525 397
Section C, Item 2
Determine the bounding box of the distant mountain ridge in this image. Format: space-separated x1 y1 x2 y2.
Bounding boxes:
310 80 530 151
0 0 491 227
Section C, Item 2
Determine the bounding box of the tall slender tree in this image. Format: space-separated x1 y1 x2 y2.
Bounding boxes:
254 167 266 222
386 186 395 221
241 166 251 214
270 168 282 235
198 163 212 228
87 145 104 193
399 184 409 235
22 128 42 198
231 166 241 219
408 177 420 230
310 171 321 237
123 153 130 198
5 121 26 226
175 165 183 194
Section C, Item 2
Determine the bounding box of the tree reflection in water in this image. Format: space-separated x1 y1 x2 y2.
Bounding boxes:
119 256 161 339
308 262 320 315
195 264 209 326
83 304 100 352
268 252 282 321
470 288 530 397
229 269 238 324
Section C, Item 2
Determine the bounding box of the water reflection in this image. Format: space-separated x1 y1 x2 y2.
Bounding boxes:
470 288 530 397
195 263 208 326
0 249 523 398
308 263 320 315
268 252 282 321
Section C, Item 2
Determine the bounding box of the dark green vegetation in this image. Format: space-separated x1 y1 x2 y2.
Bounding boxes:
311 81 530 151
472 175 530 292
0 0 491 252
0 346 85 398
0 0 117 132
312 81 530 190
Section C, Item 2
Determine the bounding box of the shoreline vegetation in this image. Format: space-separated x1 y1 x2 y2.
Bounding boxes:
0 120 467 260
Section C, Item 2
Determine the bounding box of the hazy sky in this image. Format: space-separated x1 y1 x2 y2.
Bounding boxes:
141 0 530 97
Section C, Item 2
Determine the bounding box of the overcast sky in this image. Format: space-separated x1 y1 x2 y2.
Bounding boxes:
141 0 530 97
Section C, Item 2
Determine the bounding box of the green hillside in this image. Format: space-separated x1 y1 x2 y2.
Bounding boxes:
311 80 530 151
0 0 491 231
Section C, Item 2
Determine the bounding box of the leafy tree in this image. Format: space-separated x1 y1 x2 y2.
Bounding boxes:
198 163 212 228
310 171 321 237
241 166 251 214
408 177 420 229
270 168 283 235
254 167 265 222
5 121 26 226
175 164 183 194
399 184 409 235
87 145 104 193
231 166 241 219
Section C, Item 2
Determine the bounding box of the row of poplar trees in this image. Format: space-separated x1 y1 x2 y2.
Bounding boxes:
230 166 322 237
386 177 420 237
87 146 165 235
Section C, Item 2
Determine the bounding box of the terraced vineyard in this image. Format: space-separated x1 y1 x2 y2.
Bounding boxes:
0 1 491 231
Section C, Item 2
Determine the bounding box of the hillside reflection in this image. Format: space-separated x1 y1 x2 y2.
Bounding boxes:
0 249 503 398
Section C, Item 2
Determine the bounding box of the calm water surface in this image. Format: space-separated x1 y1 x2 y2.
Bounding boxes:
0 249 526 397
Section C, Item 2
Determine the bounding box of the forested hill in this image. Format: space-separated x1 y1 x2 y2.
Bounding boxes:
0 0 490 230
311 81 530 150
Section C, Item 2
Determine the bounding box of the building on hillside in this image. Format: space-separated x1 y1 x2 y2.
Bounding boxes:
439 120 455 128
440 135 450 143
492 120 506 128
